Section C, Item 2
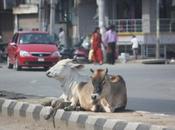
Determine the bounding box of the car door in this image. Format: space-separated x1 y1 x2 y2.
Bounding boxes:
7 33 19 64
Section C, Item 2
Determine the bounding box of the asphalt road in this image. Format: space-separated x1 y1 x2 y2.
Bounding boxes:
0 63 175 115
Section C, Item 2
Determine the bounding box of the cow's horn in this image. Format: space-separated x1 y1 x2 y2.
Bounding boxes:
90 68 94 73
71 64 84 69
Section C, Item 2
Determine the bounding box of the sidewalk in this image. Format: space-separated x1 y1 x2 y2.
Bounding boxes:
0 62 6 67
127 58 167 64
116 56 170 64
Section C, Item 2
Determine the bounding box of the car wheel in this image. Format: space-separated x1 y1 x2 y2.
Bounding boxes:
7 57 13 69
14 59 22 71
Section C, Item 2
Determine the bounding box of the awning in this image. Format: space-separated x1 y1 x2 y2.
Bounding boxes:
13 4 38 15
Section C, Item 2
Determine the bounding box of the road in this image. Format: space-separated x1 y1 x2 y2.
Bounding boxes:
0 63 175 115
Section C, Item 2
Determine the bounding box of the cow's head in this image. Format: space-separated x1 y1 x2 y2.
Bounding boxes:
90 68 110 102
46 59 84 81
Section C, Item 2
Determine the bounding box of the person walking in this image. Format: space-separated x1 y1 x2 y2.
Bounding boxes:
131 35 139 59
58 27 67 48
91 27 103 64
104 25 117 64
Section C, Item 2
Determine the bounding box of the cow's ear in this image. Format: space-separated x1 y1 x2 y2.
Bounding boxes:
90 68 94 73
110 75 120 83
71 64 84 69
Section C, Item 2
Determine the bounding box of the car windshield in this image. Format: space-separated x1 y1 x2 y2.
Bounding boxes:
19 33 55 44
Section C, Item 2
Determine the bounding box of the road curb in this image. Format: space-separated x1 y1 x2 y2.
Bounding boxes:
0 98 175 130
141 59 167 64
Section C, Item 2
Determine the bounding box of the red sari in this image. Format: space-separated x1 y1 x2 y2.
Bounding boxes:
92 32 103 64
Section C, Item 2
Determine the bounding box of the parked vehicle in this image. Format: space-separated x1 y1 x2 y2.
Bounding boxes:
0 44 7 63
59 44 74 59
73 47 89 63
7 31 60 70
73 36 91 63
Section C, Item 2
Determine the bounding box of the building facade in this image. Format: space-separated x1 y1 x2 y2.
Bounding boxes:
1 0 175 58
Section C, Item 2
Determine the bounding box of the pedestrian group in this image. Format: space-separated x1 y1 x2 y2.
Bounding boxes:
58 25 140 65
90 25 118 65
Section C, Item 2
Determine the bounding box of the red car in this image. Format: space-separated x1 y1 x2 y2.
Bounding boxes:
7 31 60 70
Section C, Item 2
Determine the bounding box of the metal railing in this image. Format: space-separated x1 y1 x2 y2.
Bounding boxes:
109 19 142 33
108 18 175 33
158 18 175 32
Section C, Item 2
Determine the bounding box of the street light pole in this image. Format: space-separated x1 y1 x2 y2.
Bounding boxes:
156 0 160 59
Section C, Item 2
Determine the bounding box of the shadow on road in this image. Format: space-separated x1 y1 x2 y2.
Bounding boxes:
128 97 175 115
0 64 48 72
0 90 43 99
20 67 48 72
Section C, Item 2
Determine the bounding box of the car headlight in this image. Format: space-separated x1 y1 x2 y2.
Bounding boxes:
51 51 61 57
19 50 30 57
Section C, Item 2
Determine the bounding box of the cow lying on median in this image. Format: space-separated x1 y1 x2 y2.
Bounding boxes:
46 59 89 103
46 58 99 111
90 68 127 112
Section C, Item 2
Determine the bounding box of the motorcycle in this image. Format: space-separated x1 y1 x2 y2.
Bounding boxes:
59 44 74 59
73 36 91 63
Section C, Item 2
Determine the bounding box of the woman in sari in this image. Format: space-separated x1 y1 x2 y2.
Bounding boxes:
91 27 103 64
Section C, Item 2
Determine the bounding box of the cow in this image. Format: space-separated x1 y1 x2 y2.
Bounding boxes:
90 68 127 112
46 59 89 103
44 59 90 121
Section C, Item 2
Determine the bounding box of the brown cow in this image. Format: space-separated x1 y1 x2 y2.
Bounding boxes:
64 68 127 112
90 68 127 112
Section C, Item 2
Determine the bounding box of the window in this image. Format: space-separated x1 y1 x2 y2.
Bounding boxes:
19 33 55 44
115 0 142 19
55 0 71 23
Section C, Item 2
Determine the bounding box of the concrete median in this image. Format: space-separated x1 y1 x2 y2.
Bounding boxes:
0 98 175 130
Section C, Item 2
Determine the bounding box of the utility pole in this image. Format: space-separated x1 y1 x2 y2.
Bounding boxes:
50 0 56 35
3 0 7 9
14 15 18 33
97 0 105 38
39 0 45 31
156 0 160 59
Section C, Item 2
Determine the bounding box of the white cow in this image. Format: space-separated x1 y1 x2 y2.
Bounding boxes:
46 59 89 106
